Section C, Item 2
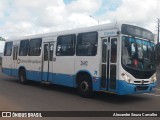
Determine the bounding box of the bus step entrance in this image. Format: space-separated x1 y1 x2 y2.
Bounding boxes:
41 81 51 85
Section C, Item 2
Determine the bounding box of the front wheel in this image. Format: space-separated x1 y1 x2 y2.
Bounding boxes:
19 69 27 84
77 75 93 98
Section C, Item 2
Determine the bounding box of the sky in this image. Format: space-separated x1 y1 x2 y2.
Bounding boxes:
0 0 160 53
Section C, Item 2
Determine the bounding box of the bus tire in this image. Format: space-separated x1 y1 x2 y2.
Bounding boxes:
77 75 93 98
19 69 27 84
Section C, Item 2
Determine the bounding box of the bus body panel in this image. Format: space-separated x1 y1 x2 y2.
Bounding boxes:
2 56 12 75
1 23 157 95
52 56 75 87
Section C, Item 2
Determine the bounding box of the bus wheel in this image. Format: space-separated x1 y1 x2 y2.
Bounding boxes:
19 69 27 84
77 75 93 98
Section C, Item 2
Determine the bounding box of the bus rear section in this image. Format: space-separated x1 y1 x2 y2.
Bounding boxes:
1 41 14 76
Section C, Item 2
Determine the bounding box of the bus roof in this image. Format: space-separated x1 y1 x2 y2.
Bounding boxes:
6 22 120 41
6 22 153 42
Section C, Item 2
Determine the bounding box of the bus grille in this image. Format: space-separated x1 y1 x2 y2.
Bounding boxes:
134 81 149 84
136 86 149 91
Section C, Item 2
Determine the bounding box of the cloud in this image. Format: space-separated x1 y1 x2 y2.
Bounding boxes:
101 0 160 32
0 0 160 41
0 0 103 39
66 0 102 13
0 0 160 53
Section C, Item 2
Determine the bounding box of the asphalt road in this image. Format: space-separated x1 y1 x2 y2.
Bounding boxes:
0 69 160 120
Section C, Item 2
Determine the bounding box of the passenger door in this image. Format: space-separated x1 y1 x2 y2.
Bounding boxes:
42 42 54 82
12 45 18 76
101 37 118 92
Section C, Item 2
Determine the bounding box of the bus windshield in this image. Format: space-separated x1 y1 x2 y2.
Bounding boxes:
122 36 156 71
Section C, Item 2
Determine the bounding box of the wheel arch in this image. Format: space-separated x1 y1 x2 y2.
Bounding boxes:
18 66 27 77
75 70 93 87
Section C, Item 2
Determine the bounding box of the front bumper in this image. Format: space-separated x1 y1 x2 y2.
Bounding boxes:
117 80 157 95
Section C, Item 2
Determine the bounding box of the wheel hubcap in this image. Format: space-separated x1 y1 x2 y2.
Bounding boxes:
80 81 89 92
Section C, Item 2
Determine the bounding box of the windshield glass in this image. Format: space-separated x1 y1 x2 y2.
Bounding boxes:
122 36 156 71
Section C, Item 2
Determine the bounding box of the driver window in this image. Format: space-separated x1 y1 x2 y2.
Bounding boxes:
135 40 143 59
143 44 147 58
131 43 136 56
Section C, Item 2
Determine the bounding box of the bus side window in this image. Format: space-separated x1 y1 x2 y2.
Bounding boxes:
56 34 75 56
19 39 29 56
28 38 42 56
4 42 13 56
76 32 98 56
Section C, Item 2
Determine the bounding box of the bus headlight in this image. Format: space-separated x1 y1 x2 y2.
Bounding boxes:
121 73 131 83
151 74 157 83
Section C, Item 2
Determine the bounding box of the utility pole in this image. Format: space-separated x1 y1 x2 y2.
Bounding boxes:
158 18 160 44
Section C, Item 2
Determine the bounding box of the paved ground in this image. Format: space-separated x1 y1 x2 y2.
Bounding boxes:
0 68 160 120
156 68 160 88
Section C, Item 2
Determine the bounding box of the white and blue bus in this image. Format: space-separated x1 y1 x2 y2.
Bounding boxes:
2 23 157 97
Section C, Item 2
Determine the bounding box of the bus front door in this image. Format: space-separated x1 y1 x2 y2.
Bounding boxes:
42 42 54 82
12 45 18 76
101 37 118 92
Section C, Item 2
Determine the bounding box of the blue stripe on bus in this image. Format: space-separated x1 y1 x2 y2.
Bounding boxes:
12 69 18 77
2 68 75 87
27 71 75 87
26 70 75 87
26 70 42 82
50 73 74 87
2 67 12 76
1 67 157 95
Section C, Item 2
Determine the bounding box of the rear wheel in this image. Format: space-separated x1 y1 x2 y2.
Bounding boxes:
19 69 27 84
77 75 93 98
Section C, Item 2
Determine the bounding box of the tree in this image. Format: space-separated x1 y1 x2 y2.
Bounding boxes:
0 37 5 41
